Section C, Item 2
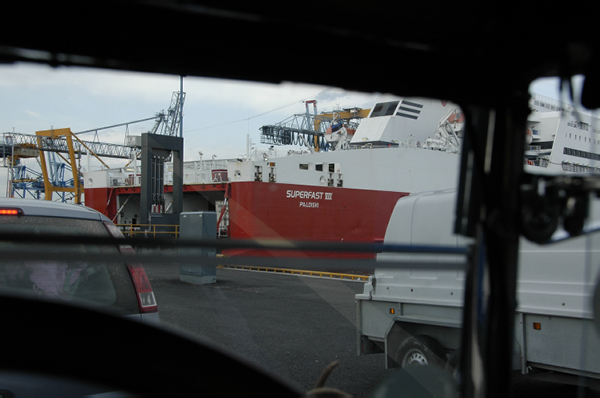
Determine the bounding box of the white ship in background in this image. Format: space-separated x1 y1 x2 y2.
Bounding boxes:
82 94 600 256
526 95 600 174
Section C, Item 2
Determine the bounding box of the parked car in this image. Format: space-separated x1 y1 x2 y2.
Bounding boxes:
0 198 159 324
0 199 296 397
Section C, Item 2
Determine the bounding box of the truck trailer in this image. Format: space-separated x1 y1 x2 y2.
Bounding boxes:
356 189 600 383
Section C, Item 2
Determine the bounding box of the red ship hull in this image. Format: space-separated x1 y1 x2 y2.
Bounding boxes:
225 181 408 258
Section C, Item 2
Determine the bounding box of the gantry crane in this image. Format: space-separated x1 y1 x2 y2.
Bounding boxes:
2 91 186 203
259 100 370 151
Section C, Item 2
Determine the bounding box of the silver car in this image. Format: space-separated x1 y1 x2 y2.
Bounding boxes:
0 197 159 324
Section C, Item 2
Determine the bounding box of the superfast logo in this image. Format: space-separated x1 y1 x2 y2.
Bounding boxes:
286 190 332 200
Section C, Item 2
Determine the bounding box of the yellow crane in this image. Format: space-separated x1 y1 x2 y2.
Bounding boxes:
314 107 371 131
313 107 371 152
36 128 109 204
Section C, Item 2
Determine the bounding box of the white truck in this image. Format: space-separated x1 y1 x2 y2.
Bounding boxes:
356 189 600 382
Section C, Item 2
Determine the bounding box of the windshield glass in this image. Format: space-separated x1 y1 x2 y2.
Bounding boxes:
1 63 599 396
0 215 139 314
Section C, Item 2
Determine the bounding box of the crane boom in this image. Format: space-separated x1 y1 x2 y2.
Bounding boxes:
4 132 134 159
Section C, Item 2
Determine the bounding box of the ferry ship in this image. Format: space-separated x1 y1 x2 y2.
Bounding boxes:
82 95 599 256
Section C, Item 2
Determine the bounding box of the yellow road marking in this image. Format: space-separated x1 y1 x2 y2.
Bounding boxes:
217 264 369 281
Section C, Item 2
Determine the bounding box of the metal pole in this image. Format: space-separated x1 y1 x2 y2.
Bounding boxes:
246 134 250 160
180 75 184 139
9 132 14 198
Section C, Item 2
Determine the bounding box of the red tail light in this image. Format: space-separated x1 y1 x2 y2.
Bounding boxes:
104 221 158 313
126 262 158 313
0 208 23 216
103 220 157 313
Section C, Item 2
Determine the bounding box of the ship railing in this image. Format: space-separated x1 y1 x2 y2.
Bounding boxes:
561 161 600 173
525 157 550 168
531 93 572 113
117 223 179 239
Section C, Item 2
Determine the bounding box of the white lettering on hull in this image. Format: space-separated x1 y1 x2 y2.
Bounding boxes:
286 190 333 200
299 202 319 208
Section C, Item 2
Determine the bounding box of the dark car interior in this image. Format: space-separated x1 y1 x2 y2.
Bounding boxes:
2 2 600 397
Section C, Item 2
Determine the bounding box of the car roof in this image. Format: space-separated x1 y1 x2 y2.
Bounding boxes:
0 198 109 221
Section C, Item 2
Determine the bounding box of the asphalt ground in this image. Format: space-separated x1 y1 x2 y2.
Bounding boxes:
144 264 390 397
144 264 600 397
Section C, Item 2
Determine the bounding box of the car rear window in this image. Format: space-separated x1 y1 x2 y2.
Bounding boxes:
0 216 140 315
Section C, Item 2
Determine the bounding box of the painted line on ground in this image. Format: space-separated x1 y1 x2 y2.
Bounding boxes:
217 264 369 281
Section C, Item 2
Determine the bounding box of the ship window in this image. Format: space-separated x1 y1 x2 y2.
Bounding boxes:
401 100 424 108
396 112 419 120
299 164 309 170
329 163 335 172
369 101 399 117
316 164 323 172
396 100 423 119
371 103 383 115
398 106 421 114
561 147 600 161
385 101 399 115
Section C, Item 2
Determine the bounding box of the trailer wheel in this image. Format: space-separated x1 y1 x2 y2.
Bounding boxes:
395 336 445 369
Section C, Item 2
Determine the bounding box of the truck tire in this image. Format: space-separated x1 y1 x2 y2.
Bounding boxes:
395 336 446 369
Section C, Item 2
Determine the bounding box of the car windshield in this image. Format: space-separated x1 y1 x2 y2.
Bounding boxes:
1 61 599 397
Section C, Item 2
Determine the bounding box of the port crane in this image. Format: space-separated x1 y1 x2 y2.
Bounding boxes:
1 91 186 203
259 100 370 151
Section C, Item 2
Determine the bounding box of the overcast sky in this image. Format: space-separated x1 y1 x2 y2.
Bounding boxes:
0 63 393 163
0 62 572 198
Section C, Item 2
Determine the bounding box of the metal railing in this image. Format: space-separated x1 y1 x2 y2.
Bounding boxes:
117 224 179 239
